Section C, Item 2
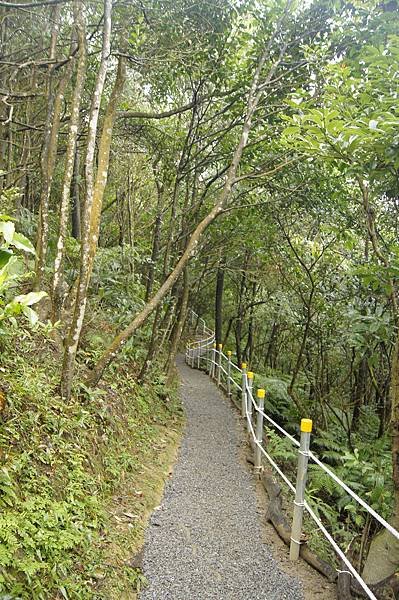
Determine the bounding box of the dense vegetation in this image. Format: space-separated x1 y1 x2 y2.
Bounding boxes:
0 0 399 596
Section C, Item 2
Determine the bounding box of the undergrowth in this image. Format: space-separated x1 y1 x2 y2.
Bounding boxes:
0 321 182 599
228 365 393 567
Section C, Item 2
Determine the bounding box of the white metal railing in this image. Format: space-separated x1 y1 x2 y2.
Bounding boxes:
184 310 398 600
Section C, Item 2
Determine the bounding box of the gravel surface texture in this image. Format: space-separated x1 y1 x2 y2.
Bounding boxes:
139 356 304 600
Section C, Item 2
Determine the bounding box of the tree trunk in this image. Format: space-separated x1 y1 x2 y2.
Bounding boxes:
138 305 163 382
35 8 74 290
235 261 247 366
215 258 225 346
222 316 234 350
166 268 189 384
265 321 279 368
287 287 314 415
126 168 135 275
52 0 86 322
60 0 114 399
158 300 177 351
351 355 368 433
243 281 256 364
71 146 81 240
145 178 163 302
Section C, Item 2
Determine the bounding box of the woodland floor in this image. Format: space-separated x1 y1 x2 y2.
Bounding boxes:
138 355 335 600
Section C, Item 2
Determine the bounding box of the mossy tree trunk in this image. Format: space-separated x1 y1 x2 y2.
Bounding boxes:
52 0 86 323
35 6 73 291
166 268 190 384
60 0 116 399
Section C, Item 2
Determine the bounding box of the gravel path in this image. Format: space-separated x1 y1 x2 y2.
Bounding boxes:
139 356 304 600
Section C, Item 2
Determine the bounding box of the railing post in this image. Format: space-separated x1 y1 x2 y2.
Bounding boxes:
217 344 222 387
254 388 265 474
246 371 254 433
210 343 216 378
241 363 247 418
197 340 201 369
290 418 313 561
227 351 232 397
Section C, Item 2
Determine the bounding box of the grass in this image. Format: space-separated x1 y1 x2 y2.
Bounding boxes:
0 321 184 599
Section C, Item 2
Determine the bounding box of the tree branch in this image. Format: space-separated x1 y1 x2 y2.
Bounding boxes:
0 0 70 7
118 100 196 120
233 158 297 183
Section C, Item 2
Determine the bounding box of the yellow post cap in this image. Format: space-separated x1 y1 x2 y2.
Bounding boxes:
257 388 265 399
241 362 247 369
218 343 223 349
301 418 312 433
247 371 254 379
227 350 232 357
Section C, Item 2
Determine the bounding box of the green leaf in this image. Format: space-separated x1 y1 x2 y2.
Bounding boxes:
22 305 39 326
14 291 47 306
0 221 15 244
0 249 12 269
283 126 300 137
3 300 22 318
59 586 69 600
11 232 36 254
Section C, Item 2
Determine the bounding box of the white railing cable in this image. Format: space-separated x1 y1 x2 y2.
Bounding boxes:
244 380 399 542
245 399 296 493
228 359 243 373
185 309 396 599
303 500 377 599
308 450 399 542
219 365 229 377
244 384 377 600
231 378 242 391
188 334 214 349
245 380 300 448
259 408 300 448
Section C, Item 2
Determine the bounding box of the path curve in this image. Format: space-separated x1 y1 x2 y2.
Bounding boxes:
139 356 304 599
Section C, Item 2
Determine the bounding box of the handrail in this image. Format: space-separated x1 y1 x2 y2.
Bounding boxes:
243 383 377 599
185 309 398 600
243 377 399 542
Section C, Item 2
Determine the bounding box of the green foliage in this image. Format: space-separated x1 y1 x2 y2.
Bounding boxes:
282 33 399 176
253 373 301 424
3 0 399 589
0 325 181 599
266 428 297 465
345 303 392 353
304 434 393 561
0 211 46 328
